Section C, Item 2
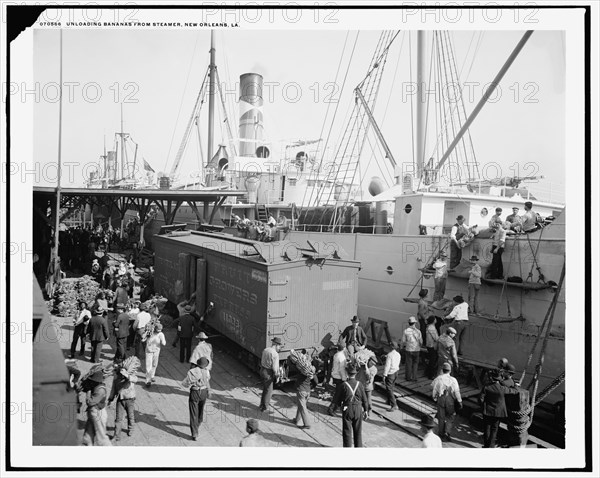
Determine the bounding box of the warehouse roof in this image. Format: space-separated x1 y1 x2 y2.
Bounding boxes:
155 230 352 265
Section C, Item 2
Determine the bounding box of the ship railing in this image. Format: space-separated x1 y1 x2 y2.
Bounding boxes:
294 223 391 234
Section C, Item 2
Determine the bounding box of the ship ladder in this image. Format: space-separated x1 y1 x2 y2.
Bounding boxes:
524 227 547 284
513 259 565 435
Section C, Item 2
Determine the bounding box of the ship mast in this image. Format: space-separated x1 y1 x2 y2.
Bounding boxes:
207 30 216 164
415 30 426 179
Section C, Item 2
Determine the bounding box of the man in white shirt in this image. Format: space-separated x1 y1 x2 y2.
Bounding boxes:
431 362 463 441
327 344 348 415
383 342 401 412
401 317 423 382
421 414 443 448
134 302 152 359
432 252 449 301
259 337 283 412
444 295 469 355
489 220 507 279
488 207 503 228
468 255 482 314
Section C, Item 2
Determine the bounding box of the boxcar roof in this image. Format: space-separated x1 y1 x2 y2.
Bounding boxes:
154 231 356 266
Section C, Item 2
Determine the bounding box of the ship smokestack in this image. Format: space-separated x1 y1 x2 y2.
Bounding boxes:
239 73 266 157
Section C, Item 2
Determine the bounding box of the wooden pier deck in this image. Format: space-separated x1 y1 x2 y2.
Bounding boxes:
54 312 485 448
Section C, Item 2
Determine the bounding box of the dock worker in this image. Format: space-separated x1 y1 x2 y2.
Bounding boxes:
432 252 449 301
173 304 196 363
521 201 541 233
488 207 503 228
383 341 401 412
190 332 213 371
328 344 348 415
182 357 211 441
133 302 152 360
450 215 470 268
341 316 367 355
436 327 459 375
88 305 110 364
480 367 519 448
506 206 522 231
145 323 166 386
467 256 482 314
421 414 443 448
112 303 130 362
70 301 91 359
401 317 423 382
108 358 138 441
431 362 463 442
259 337 283 412
276 212 290 240
239 419 269 447
417 289 430 340
330 364 370 448
444 295 469 356
80 369 111 446
488 219 508 280
425 316 439 379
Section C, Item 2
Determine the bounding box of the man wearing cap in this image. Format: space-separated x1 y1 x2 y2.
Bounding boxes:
450 215 470 268
506 207 522 231
88 305 110 363
190 332 213 371
173 305 197 363
401 317 423 382
432 253 449 301
259 337 283 412
431 362 463 441
444 295 469 356
331 364 370 447
108 361 138 441
239 419 269 447
80 369 111 446
436 328 459 375
113 303 130 362
340 316 367 355
421 414 443 448
383 341 401 411
467 256 482 314
126 301 140 351
182 357 211 440
488 207 503 228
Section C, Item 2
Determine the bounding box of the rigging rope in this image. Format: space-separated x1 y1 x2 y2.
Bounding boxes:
163 32 204 173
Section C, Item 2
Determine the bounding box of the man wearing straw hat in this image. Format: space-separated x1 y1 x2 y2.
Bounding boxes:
190 331 213 371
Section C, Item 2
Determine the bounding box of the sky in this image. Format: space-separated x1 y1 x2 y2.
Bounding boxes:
31 27 566 202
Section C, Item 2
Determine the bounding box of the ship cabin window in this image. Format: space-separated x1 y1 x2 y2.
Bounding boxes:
256 146 270 158
288 178 297 186
481 207 488 217
307 179 316 187
404 204 413 214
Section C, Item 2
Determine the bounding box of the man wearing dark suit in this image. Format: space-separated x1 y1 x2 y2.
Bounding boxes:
480 371 519 447
174 305 196 363
88 306 110 363
112 303 130 362
331 364 370 447
340 316 367 355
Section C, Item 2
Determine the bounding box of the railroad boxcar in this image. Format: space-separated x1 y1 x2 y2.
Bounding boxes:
153 231 361 369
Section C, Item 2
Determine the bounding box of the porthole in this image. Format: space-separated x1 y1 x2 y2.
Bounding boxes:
481 207 488 217
404 204 412 214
